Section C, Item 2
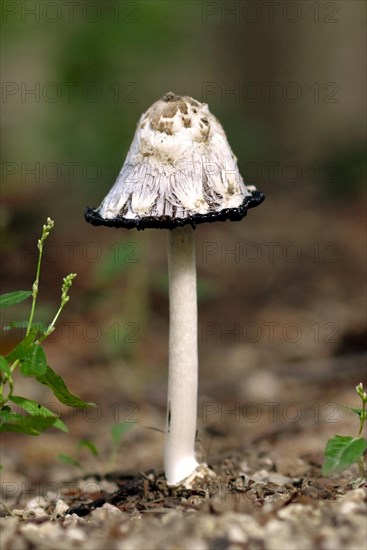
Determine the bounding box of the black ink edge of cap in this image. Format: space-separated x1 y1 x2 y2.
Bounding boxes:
84 191 265 231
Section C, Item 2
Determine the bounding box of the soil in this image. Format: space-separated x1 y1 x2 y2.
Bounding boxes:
1 374 366 550
1 452 366 549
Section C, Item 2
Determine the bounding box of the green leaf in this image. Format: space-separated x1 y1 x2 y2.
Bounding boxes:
0 422 40 435
322 435 367 475
1 409 21 422
111 422 134 449
3 322 48 333
36 365 93 409
20 345 48 377
0 409 57 435
58 454 81 468
9 396 68 433
0 291 32 308
78 439 99 457
52 418 69 432
6 334 47 377
0 356 11 377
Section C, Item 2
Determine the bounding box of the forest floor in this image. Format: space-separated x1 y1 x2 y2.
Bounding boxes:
1 352 366 549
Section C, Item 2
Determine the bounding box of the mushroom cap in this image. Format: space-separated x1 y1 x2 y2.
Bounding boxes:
85 92 264 230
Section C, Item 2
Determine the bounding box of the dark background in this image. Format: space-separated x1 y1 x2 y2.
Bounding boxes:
1 0 366 480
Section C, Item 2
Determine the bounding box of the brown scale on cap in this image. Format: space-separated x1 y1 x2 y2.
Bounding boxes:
150 95 190 134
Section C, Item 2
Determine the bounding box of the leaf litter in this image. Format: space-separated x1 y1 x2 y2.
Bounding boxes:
1 451 366 550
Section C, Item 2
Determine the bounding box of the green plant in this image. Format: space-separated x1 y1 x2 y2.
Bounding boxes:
0 218 92 439
322 383 367 477
58 422 134 471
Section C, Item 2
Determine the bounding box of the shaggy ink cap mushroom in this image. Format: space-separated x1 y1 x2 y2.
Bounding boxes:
85 92 264 486
85 91 264 230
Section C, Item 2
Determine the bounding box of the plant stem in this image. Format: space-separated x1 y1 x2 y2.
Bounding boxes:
357 400 366 437
27 219 54 337
0 360 17 406
39 305 63 342
356 383 366 477
164 225 199 485
38 273 76 343
26 245 43 337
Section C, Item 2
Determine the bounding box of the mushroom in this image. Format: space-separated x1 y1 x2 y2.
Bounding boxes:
85 92 264 486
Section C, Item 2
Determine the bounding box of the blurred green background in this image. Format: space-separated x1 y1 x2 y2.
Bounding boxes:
1 0 366 475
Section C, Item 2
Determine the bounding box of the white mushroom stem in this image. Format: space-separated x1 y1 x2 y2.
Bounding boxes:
165 225 199 485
